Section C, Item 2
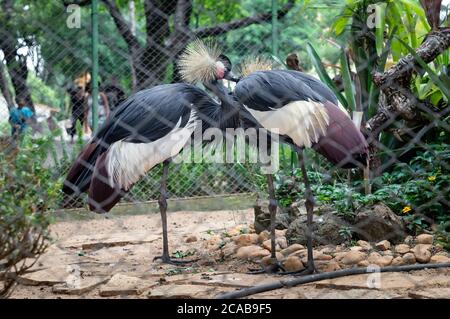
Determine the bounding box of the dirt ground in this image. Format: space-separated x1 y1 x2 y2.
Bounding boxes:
7 209 450 299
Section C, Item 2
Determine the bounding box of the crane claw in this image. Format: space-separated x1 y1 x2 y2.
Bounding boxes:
247 260 286 275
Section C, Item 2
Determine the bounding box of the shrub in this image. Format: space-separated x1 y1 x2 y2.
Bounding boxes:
0 133 62 297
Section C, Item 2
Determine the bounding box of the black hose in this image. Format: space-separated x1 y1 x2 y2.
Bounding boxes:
216 262 450 299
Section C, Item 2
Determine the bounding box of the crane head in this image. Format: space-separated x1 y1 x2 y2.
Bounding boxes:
178 39 238 84
238 56 273 78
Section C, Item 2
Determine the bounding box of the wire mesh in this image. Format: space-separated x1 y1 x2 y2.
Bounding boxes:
0 0 449 299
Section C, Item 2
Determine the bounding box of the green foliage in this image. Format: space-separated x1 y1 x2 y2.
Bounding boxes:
0 132 65 297
27 73 63 108
273 144 450 238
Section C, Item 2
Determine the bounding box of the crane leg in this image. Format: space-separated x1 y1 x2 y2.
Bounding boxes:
289 150 317 275
153 160 197 266
279 151 317 276
248 174 285 274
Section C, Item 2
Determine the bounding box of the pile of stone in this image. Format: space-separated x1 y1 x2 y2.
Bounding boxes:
203 227 450 272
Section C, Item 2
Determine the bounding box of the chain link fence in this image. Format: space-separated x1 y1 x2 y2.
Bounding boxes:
0 0 448 217
1 0 449 299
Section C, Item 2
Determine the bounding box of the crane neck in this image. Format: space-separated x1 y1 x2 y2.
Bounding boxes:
204 81 239 111
203 80 241 130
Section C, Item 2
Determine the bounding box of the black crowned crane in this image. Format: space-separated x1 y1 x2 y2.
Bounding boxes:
62 40 240 265
228 58 369 274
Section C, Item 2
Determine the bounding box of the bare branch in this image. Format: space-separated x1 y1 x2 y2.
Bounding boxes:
101 0 140 50
62 0 91 6
195 0 295 38
366 29 450 133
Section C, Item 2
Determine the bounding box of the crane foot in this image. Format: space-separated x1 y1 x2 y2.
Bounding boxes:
278 264 319 276
153 255 199 266
247 259 286 274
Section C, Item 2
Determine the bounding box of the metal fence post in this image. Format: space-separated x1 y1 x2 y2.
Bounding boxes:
91 0 99 131
271 0 278 58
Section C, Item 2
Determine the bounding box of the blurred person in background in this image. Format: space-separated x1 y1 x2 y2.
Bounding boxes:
85 80 110 133
9 98 34 139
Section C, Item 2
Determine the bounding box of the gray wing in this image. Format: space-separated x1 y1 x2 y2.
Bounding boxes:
234 71 326 112
280 70 338 105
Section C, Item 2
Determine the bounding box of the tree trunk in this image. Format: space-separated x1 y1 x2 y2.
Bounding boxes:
0 0 34 112
0 60 14 108
128 0 137 91
102 0 295 91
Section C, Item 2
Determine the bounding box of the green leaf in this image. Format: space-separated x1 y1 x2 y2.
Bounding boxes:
340 51 356 112
306 42 347 107
398 38 450 100
375 2 387 57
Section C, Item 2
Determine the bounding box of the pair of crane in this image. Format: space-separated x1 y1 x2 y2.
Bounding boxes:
63 40 368 275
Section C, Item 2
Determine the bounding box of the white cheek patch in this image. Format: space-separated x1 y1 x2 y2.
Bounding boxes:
244 100 330 148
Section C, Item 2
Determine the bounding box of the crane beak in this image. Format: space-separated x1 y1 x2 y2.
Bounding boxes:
224 71 240 83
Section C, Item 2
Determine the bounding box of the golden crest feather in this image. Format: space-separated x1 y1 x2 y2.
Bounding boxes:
239 56 273 77
177 39 222 83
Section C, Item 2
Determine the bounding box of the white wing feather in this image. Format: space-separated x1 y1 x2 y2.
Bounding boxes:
244 100 329 148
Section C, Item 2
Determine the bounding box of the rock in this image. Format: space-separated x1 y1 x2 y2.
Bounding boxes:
383 250 393 256
205 235 222 250
358 260 370 267
185 235 198 243
288 200 307 217
233 234 259 247
262 237 287 252
316 260 341 272
60 232 159 250
52 276 109 295
316 272 450 291
402 253 416 264
350 246 363 252
258 230 270 243
319 245 336 255
100 274 155 297
353 203 406 242
356 240 371 251
262 240 272 251
276 229 287 237
394 244 410 254
280 244 305 256
18 266 70 286
276 237 288 249
375 240 391 251
413 244 432 263
228 225 248 237
368 252 393 266
148 284 223 299
416 234 433 245
300 251 332 264
261 253 284 267
334 252 348 262
341 251 367 265
391 256 404 266
253 199 285 233
289 249 307 258
286 212 348 246
221 242 238 258
236 245 270 261
335 245 346 252
314 253 333 261
430 255 450 264
282 256 304 272
409 288 450 299
435 251 449 257
404 236 414 245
